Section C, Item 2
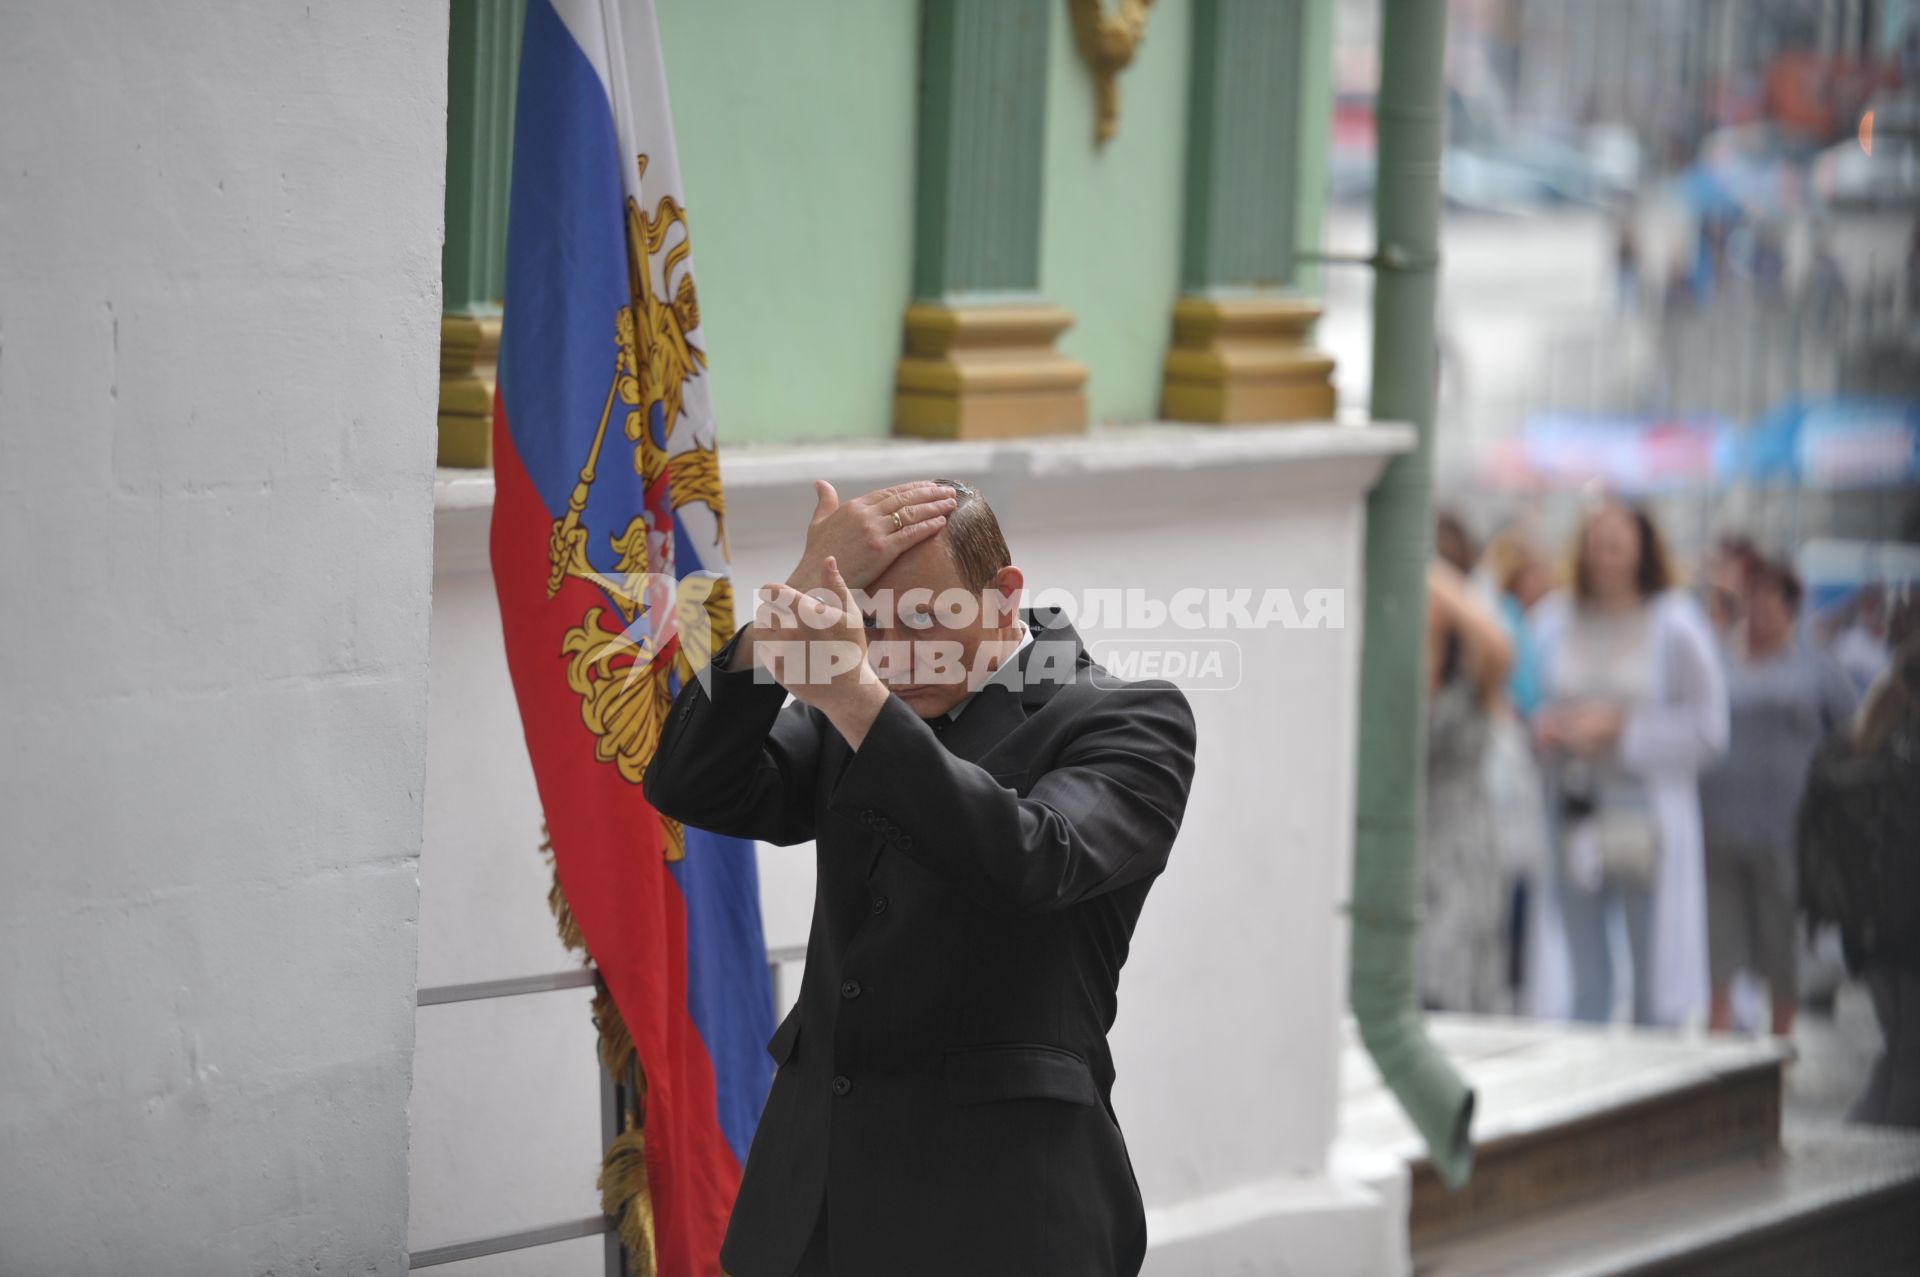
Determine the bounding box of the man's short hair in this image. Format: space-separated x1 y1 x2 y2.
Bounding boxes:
933 478 1010 591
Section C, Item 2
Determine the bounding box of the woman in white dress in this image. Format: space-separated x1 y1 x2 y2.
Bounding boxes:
1527 501 1729 1027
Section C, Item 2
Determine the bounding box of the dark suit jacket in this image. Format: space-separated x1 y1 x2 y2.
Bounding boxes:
642 610 1198 1277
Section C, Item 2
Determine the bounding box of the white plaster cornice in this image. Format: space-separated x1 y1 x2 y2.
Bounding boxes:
432 422 1414 577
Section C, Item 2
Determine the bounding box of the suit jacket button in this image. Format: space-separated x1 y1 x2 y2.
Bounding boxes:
860 809 876 826
840 979 862 1000
831 1075 852 1097
871 895 889 915
897 834 914 851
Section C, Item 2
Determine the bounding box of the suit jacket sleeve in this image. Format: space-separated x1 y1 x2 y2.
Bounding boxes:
826 683 1198 918
641 631 822 847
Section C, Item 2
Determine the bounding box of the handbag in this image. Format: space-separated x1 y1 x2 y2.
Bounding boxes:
1593 780 1661 887
1561 759 1661 891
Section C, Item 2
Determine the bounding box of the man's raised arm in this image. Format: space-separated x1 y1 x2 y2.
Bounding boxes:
642 479 957 843
642 627 824 846
830 683 1199 918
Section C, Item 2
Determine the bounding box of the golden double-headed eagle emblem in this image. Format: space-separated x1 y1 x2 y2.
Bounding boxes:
546 155 733 861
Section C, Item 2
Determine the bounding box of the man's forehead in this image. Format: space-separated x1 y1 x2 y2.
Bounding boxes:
869 535 960 595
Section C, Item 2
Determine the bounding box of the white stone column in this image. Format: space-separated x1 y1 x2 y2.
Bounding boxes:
0 2 447 1271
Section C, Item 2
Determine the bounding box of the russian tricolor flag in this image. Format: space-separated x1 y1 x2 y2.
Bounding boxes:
488 1 774 1271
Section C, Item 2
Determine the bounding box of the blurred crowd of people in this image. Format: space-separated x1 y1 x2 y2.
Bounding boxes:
1419 497 1919 1129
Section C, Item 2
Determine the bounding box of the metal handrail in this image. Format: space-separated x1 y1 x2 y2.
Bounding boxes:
409 946 806 1271
409 1215 611 1268
416 967 598 1006
416 946 805 1008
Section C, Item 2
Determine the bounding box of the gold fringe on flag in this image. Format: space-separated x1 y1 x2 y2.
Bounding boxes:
541 822 657 1277
538 828 589 955
592 983 635 1079
600 1092 659 1269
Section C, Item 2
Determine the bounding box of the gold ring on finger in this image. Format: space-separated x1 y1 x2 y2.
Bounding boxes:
892 510 905 531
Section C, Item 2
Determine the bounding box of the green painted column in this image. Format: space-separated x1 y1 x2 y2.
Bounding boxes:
912 0 1049 302
444 0 524 314
1179 0 1301 292
439 0 525 466
1161 0 1335 423
894 0 1086 439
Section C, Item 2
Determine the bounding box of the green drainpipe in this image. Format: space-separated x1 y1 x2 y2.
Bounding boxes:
1349 0 1475 1189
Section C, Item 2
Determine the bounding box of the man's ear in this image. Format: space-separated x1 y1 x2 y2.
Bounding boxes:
987 565 1025 627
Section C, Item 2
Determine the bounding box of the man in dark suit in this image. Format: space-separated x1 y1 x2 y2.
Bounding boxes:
643 478 1199 1277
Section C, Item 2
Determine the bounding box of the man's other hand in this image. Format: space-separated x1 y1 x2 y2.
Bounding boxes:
755 556 890 748
786 480 955 592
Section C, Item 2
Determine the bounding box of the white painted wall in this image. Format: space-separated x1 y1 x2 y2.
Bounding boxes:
416 425 1411 1275
0 3 447 1273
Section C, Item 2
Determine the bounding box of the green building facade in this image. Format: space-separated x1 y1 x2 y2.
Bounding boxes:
440 0 1337 460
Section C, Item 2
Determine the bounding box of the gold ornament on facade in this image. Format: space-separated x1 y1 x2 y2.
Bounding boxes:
1067 0 1155 146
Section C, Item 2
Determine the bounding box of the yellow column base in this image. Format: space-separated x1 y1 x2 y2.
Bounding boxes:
437 313 501 468
1160 295 1336 424
893 303 1088 440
